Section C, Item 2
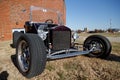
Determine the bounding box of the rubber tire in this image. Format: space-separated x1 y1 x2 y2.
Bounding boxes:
16 34 47 78
83 35 112 59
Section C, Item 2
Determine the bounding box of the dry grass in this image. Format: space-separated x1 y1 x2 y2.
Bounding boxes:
0 33 120 80
79 32 120 37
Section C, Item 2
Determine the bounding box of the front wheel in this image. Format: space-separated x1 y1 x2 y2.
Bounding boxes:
83 35 112 59
16 34 47 78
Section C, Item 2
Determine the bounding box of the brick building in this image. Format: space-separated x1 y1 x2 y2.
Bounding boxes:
0 0 66 41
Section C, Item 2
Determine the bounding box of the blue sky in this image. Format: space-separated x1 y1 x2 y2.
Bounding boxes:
65 0 120 30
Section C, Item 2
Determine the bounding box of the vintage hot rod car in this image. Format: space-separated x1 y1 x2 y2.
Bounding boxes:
11 6 112 78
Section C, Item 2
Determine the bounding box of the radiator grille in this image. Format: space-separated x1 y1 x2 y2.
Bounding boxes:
53 31 71 50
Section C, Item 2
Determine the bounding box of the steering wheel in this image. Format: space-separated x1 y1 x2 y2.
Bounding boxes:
45 19 53 24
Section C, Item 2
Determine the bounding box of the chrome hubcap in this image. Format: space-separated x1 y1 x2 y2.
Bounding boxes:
17 40 30 72
89 40 104 56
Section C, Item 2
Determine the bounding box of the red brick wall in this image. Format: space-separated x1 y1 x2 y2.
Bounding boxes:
0 0 66 41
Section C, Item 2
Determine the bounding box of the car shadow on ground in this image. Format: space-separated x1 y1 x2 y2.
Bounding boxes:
0 71 9 80
105 54 120 62
11 54 120 69
47 54 120 63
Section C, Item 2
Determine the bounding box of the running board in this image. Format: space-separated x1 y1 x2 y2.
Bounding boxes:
47 51 90 60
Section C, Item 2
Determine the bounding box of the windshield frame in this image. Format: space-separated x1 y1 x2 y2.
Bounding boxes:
30 6 63 25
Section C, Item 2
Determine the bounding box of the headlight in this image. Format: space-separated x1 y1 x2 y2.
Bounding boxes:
38 26 48 40
73 32 79 40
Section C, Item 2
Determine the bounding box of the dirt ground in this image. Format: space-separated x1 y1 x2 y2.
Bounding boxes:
0 40 120 80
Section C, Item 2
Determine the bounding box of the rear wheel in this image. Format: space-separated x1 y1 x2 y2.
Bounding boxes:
11 32 23 48
16 34 46 78
83 35 112 58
